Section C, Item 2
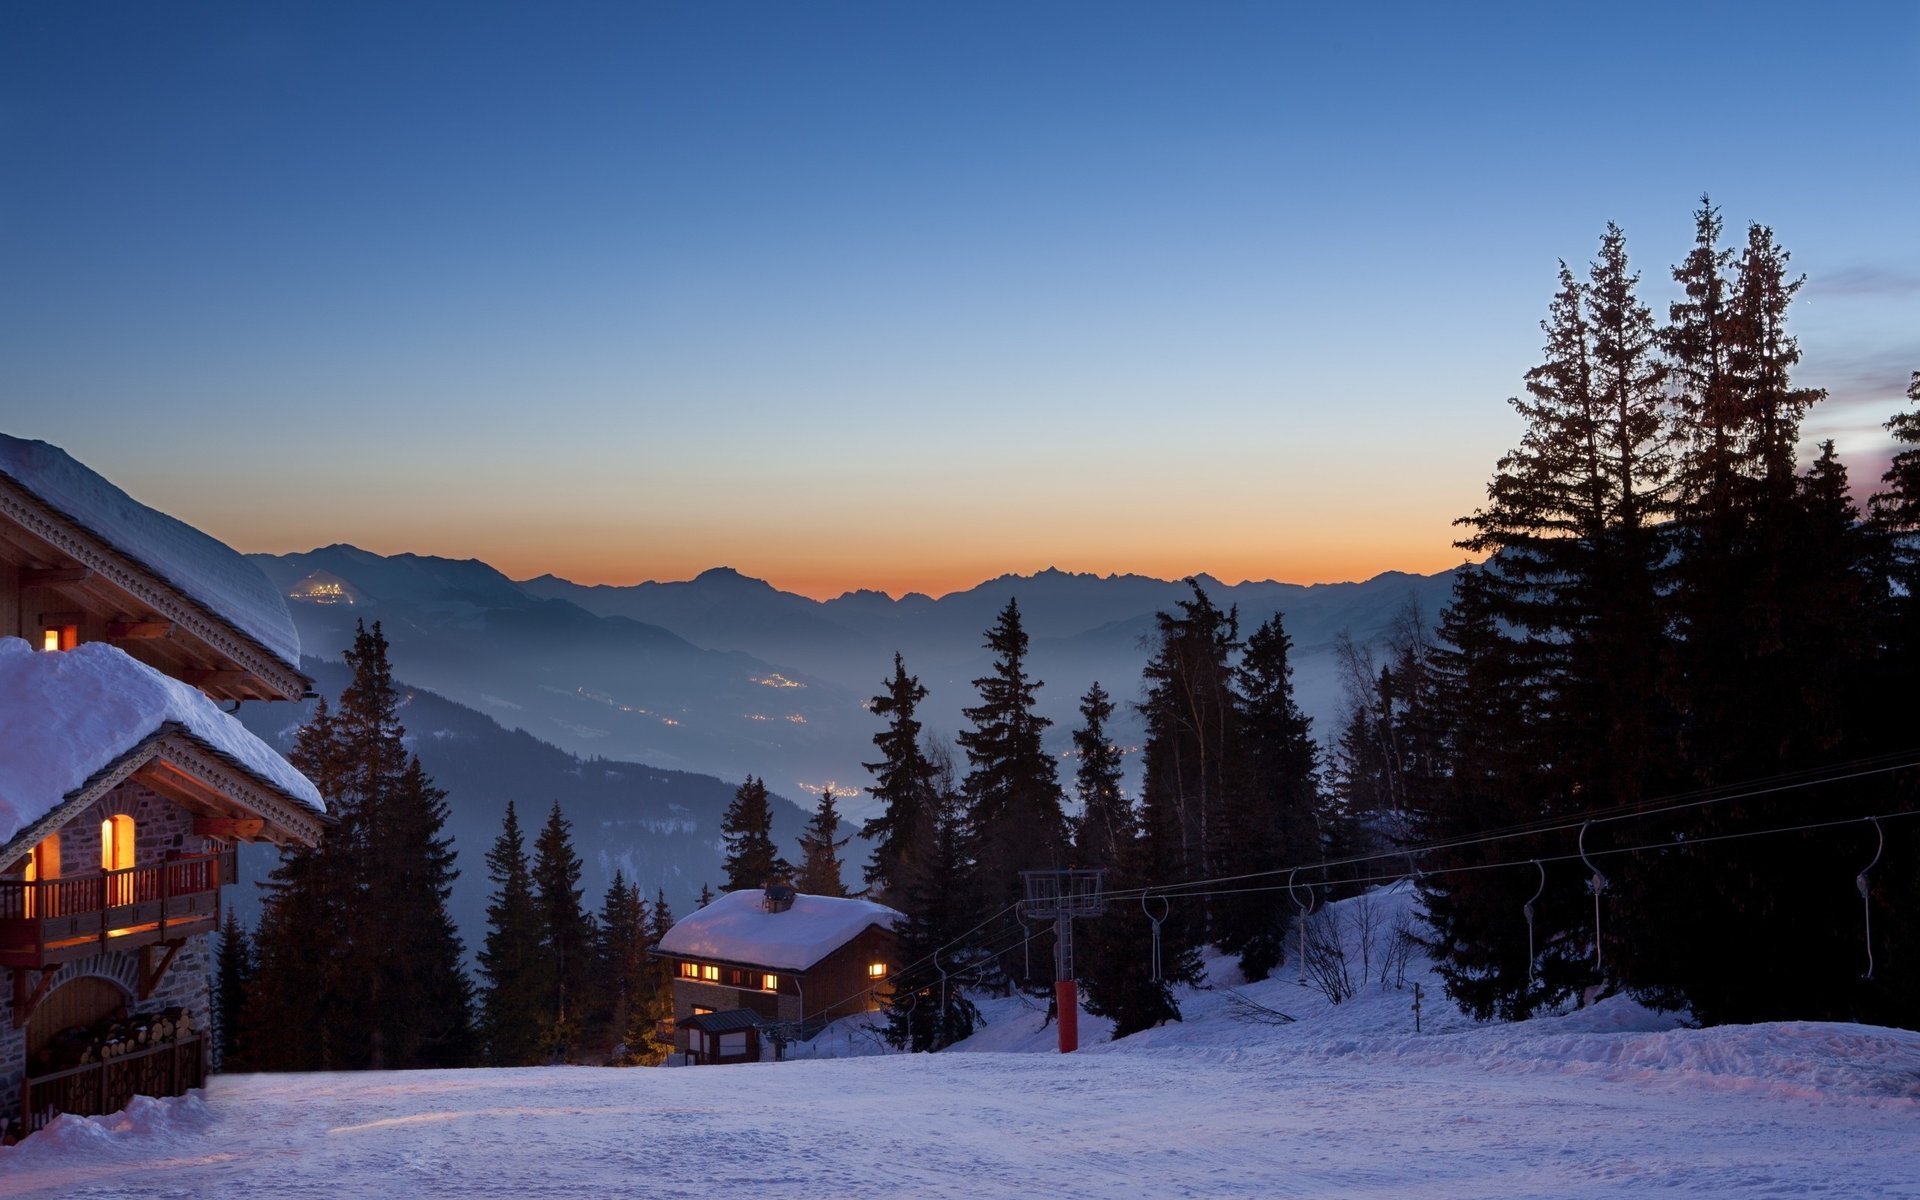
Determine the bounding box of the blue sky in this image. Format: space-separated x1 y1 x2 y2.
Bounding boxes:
2 2 1914 597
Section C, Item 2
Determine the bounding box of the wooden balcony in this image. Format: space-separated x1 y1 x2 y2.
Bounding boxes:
16 1032 207 1140
0 848 235 970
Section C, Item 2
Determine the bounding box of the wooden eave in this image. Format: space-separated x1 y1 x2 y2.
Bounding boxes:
0 723 323 871
0 475 310 701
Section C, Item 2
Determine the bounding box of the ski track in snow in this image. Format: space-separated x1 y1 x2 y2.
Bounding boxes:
6 889 1918 1199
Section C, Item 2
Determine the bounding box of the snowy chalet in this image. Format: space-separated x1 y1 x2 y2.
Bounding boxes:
656 885 901 1064
0 435 324 1140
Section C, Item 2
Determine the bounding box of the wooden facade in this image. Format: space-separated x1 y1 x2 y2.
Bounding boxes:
0 473 309 702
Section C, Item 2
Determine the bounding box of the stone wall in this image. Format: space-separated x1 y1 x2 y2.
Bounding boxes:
1 779 217 1132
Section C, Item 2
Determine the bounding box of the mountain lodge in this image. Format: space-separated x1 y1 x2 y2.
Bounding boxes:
655 885 902 1064
0 435 324 1141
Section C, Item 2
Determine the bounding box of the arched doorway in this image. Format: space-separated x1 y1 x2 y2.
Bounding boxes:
26 976 129 1062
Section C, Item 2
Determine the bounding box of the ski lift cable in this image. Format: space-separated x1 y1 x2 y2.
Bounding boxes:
1089 753 1920 902
1088 754 1920 906
793 805 1916 1033
1094 806 1920 908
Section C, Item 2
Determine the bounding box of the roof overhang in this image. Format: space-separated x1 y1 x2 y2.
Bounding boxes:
0 723 324 866
0 475 310 701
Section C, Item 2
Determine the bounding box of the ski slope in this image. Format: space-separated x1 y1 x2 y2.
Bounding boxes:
6 888 1917 1198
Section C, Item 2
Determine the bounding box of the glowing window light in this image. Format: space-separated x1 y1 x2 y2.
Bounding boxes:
867 962 886 979
762 974 778 992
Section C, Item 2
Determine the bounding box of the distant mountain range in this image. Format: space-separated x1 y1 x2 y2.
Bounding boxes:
250 547 1464 821
231 657 822 958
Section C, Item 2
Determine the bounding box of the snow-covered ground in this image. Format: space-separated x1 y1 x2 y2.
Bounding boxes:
8 887 1918 1198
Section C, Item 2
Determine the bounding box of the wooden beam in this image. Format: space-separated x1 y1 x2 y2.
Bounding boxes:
193 817 265 840
20 566 92 587
107 618 174 640
139 942 185 1000
11 967 58 1029
34 610 84 627
182 669 249 689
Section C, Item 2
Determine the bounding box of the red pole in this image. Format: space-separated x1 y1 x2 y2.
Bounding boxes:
1055 980 1078 1053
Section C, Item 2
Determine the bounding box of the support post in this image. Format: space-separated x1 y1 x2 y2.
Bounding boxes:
1056 980 1079 1054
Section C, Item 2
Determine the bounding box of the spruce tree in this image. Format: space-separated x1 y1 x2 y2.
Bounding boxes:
1069 683 1132 871
720 776 789 892
697 882 715 909
795 787 852 896
882 744 981 1052
478 800 548 1066
596 872 650 1060
366 756 475 1068
1219 610 1320 980
616 889 678 1066
532 801 596 1061
214 906 255 1071
245 622 474 1071
959 599 1068 954
859 653 936 905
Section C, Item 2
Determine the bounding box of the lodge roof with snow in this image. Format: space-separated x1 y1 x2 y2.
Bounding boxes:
0 638 325 854
657 888 904 973
0 434 308 700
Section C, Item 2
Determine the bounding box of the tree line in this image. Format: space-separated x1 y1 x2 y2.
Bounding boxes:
860 199 1920 1046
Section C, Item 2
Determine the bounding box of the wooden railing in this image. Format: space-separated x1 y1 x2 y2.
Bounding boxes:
0 849 235 967
17 1033 207 1138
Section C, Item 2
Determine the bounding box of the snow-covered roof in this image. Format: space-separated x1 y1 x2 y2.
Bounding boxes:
0 638 324 847
0 434 301 671
658 888 902 972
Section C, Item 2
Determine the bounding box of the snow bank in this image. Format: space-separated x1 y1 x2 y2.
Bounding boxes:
657 888 901 971
0 638 324 844
0 435 301 670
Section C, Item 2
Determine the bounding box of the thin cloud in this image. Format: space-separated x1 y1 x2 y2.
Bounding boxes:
1806 265 1920 299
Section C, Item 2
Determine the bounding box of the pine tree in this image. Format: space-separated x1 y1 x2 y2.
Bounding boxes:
720 776 789 892
1218 610 1320 980
478 801 548 1066
697 882 714 909
1408 567 1571 1019
795 787 852 896
859 654 937 904
532 801 596 1061
365 756 475 1068
616 889 678 1066
244 622 474 1071
1448 229 1676 996
596 872 650 1060
882 743 981 1051
1081 582 1226 1034
959 599 1068 955
214 906 255 1071
1069 683 1132 871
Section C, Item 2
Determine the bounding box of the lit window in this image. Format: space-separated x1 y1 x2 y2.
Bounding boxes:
867 962 886 979
679 962 699 979
40 625 76 652
102 815 135 906
762 974 778 992
700 964 720 982
22 835 59 919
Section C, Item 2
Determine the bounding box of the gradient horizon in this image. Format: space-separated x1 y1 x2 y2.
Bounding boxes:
2 2 1914 602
